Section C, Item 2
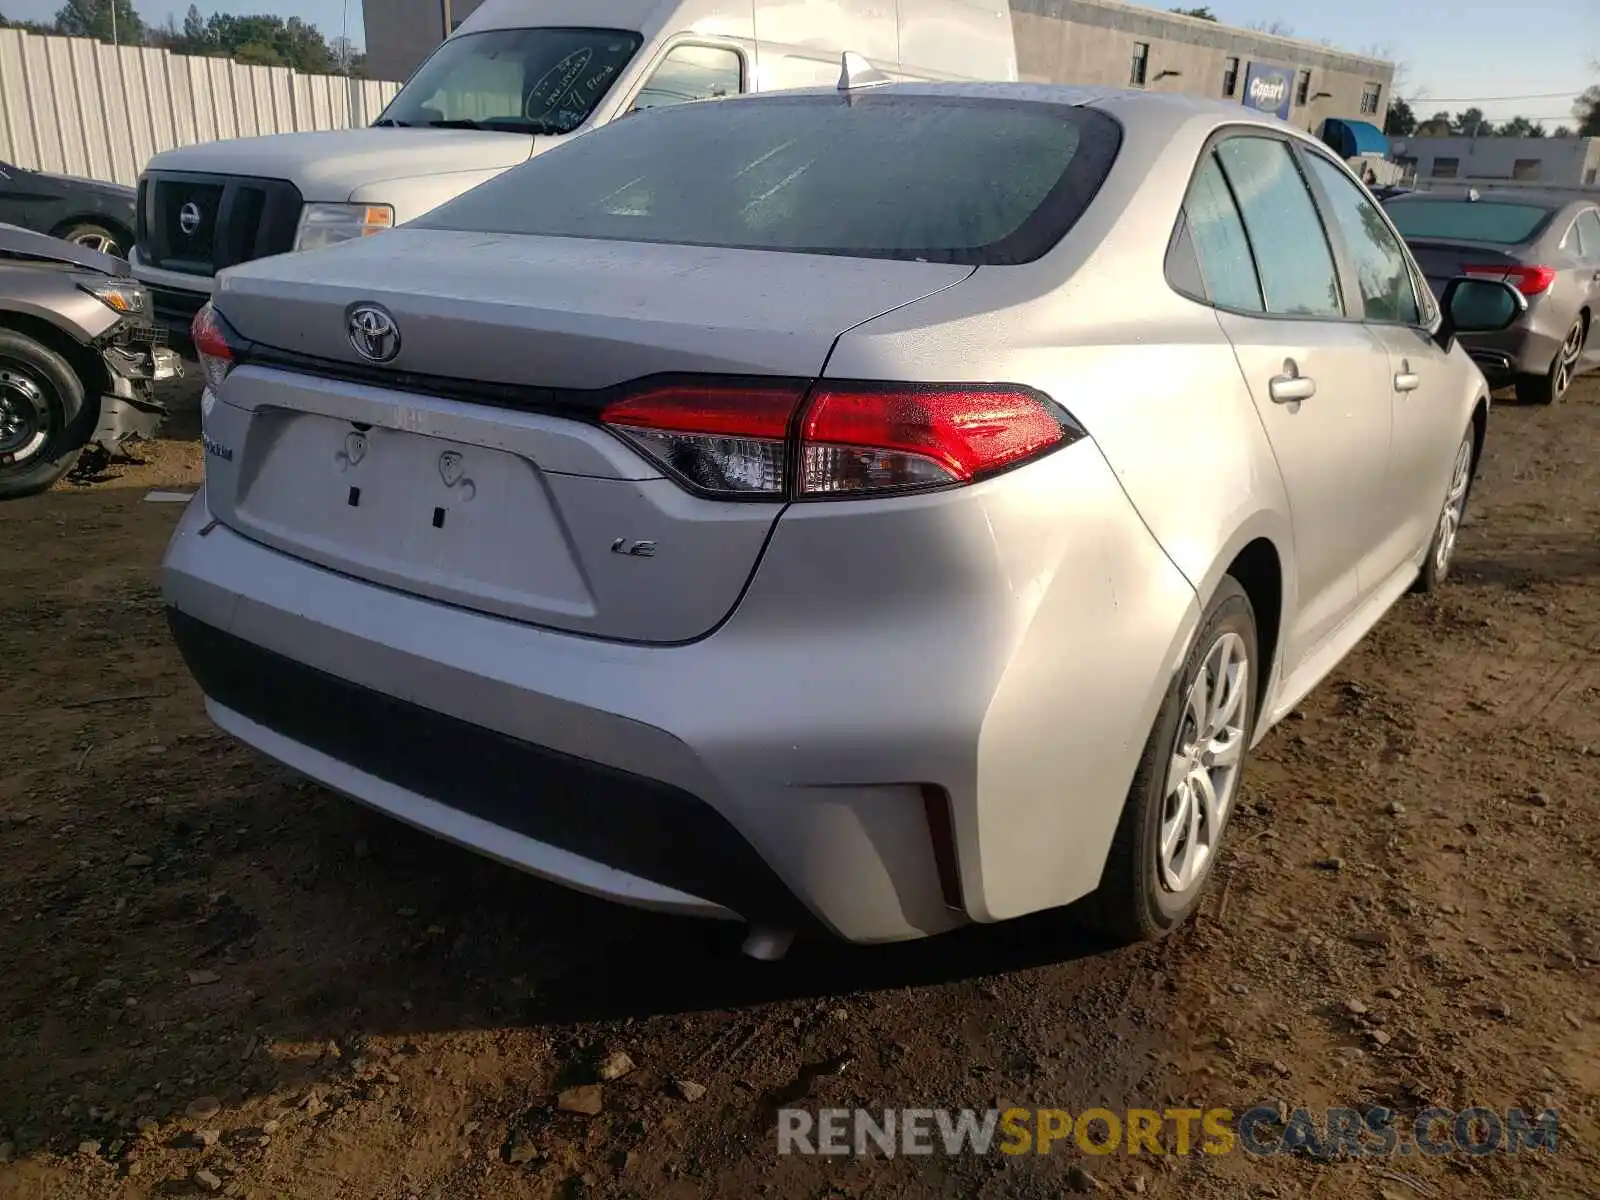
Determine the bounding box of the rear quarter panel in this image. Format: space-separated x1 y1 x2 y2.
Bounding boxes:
821 104 1296 914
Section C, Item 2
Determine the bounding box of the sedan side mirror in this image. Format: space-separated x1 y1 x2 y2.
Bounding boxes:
1434 276 1527 351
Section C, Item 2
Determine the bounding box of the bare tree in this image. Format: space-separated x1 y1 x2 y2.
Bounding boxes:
1359 41 1410 98
1247 19 1294 37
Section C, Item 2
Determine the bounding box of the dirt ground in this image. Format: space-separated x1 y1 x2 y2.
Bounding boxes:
1 370 1597 1200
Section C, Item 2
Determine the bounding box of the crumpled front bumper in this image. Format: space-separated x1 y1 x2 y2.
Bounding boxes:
92 342 180 455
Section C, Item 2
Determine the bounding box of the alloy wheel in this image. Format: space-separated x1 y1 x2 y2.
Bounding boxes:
1158 631 1249 895
1553 319 1584 399
67 229 124 257
1434 434 1473 578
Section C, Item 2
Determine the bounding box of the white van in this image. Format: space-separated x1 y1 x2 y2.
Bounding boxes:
130 0 1018 328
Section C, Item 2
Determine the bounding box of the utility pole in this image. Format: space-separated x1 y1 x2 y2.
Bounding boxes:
342 0 355 127
108 0 118 47
440 0 452 40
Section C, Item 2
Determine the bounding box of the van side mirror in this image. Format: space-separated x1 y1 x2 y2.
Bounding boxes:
1434 276 1526 351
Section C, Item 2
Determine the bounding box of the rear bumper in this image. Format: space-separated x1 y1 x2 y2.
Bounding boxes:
1457 309 1570 379
166 607 821 931
162 445 1196 942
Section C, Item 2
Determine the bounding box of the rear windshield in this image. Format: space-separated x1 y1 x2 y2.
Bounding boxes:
1384 200 1554 245
415 94 1122 265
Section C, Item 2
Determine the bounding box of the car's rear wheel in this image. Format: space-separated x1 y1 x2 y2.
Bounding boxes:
0 329 91 501
1516 315 1585 406
1082 577 1258 943
58 221 128 260
1413 427 1475 594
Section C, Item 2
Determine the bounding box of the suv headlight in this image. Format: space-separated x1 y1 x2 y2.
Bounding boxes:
294 203 395 251
78 279 150 317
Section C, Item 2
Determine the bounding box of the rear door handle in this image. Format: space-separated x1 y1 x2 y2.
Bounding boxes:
1394 359 1420 392
1268 373 1316 403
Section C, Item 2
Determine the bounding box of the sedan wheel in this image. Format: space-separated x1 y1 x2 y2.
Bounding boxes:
1434 437 1472 577
1413 427 1475 593
1083 577 1258 942
60 222 127 260
1157 631 1249 894
1516 317 1585 406
0 365 51 467
0 329 92 501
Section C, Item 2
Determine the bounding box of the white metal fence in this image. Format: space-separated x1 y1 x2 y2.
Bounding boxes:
0 29 401 188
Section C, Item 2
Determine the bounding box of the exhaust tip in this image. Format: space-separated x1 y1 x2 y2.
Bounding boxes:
740 928 794 961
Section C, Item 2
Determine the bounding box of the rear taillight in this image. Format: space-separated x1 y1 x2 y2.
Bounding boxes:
599 380 1077 500
1462 264 1555 297
600 383 803 498
191 302 238 391
799 386 1070 496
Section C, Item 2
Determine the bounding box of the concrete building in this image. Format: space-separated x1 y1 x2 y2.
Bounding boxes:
1388 135 1600 189
1009 1 1392 131
364 0 1394 130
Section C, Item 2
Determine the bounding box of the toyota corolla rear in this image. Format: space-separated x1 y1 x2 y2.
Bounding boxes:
162 88 1201 945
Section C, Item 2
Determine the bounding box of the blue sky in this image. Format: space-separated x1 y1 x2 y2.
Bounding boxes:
6 0 1596 125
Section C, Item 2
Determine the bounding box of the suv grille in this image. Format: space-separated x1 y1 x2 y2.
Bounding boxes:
136 172 303 276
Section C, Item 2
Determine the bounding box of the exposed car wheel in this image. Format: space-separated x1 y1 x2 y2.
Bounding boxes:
58 222 127 260
0 329 92 501
1412 428 1475 594
1083 577 1258 943
1515 315 1585 406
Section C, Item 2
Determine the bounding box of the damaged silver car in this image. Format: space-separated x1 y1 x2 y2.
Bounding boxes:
0 223 179 499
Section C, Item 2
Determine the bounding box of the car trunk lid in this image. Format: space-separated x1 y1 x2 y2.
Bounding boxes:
203 230 973 642
1402 238 1529 299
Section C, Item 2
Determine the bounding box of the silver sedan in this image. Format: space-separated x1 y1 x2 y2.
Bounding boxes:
163 81 1522 955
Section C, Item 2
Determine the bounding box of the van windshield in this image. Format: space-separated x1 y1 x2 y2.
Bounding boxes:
376 28 644 135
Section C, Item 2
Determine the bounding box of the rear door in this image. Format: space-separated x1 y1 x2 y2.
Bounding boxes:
1188 133 1395 672
1298 148 1466 589
1572 208 1600 368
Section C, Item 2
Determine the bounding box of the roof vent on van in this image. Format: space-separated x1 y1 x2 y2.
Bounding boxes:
838 51 892 92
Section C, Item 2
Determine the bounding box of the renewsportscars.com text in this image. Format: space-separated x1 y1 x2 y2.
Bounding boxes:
777 1106 1559 1158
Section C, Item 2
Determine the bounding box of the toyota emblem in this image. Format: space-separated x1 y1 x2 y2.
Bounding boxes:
178 201 202 236
438 451 464 487
347 303 400 364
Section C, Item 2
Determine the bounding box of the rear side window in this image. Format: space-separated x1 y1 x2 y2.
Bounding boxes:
1178 154 1263 312
1385 200 1554 245
1574 209 1600 257
1214 137 1343 317
416 95 1122 265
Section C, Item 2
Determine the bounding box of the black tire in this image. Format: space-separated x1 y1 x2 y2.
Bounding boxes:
0 328 92 501
1081 577 1259 943
1412 425 1476 594
55 220 128 260
1514 315 1586 406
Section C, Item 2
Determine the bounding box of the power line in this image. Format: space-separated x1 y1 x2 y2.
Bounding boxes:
1408 91 1582 103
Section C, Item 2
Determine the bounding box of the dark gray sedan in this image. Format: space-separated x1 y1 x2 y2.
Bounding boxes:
1385 189 1600 404
0 160 136 259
